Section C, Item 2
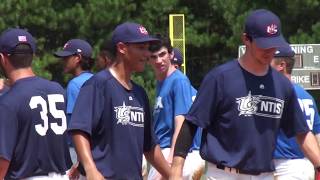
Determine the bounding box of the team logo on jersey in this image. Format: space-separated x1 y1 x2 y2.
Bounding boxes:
153 96 163 115
236 91 284 118
266 24 278 35
192 95 196 102
114 101 144 127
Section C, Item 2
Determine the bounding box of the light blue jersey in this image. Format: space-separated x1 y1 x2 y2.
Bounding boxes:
153 70 201 150
66 72 93 114
66 71 93 147
274 83 320 159
191 86 202 150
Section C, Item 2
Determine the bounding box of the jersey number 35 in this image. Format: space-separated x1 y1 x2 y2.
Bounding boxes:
29 94 67 136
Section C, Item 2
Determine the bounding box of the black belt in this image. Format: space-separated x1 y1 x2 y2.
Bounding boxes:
216 164 261 176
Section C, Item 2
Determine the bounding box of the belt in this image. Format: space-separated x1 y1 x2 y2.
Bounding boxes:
216 164 261 176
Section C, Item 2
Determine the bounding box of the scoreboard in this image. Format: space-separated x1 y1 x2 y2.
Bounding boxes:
238 44 320 90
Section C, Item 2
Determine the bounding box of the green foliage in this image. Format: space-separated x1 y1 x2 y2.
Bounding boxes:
0 0 319 101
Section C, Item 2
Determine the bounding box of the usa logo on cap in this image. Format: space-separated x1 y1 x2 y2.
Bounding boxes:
267 24 278 35
139 26 148 35
18 36 27 42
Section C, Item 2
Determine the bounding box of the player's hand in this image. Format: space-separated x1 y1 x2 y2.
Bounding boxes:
86 168 105 180
169 166 183 180
68 162 80 180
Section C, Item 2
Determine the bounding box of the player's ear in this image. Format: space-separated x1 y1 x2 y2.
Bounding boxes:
279 60 286 71
0 53 5 65
169 49 174 61
241 33 252 45
74 54 82 63
116 42 127 56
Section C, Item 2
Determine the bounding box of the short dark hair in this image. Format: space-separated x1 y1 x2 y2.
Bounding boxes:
149 34 173 53
100 39 115 62
8 44 33 68
79 56 94 71
246 34 253 42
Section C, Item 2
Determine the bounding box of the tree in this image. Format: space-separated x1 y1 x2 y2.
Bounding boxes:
0 0 319 104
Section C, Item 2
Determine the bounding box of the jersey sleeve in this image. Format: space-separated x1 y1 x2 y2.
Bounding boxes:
0 103 18 161
142 90 158 152
172 79 193 116
280 89 310 137
68 80 104 136
66 80 80 114
311 98 320 134
185 73 220 129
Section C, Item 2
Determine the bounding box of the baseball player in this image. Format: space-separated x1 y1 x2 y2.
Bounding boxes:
68 22 170 180
54 39 94 164
271 45 320 179
148 35 204 180
170 9 320 179
0 28 72 179
171 48 183 70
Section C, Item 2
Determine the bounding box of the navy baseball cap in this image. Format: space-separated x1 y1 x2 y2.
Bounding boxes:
111 22 159 46
0 28 36 54
245 9 289 49
172 48 183 66
54 39 93 58
274 44 295 57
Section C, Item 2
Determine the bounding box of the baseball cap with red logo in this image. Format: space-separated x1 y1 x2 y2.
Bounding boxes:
54 39 93 58
0 28 36 54
244 9 289 49
111 22 159 46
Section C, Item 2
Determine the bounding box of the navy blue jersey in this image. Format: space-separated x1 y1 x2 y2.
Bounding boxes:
0 77 72 179
186 60 309 173
0 85 9 96
68 70 157 179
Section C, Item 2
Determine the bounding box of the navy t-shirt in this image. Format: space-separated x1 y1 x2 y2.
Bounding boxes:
186 60 309 173
0 77 72 179
68 70 157 179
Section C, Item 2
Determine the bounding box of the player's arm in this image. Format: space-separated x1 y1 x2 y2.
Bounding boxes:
168 115 185 163
170 120 197 179
71 131 104 180
316 134 320 147
296 131 320 167
0 157 9 179
144 145 170 179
